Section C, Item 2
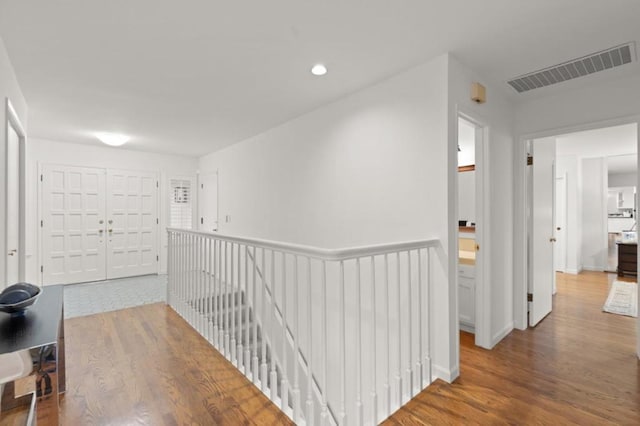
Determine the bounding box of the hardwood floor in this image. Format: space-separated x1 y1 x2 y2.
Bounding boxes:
58 272 638 425
59 303 292 425
385 271 639 425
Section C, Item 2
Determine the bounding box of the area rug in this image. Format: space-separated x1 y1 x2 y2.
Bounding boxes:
603 280 638 317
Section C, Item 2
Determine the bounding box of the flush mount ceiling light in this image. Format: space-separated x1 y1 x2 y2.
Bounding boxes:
311 64 328 76
96 132 129 146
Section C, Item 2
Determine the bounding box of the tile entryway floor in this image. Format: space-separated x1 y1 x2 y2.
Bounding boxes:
63 274 167 319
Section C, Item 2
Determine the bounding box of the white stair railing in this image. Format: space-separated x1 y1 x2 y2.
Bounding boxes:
167 228 438 425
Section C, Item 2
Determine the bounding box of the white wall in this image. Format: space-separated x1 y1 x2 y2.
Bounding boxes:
0 36 28 287
556 155 582 274
515 73 640 136
581 157 608 271
26 138 198 282
458 171 475 224
199 53 453 396
448 56 515 349
609 172 637 188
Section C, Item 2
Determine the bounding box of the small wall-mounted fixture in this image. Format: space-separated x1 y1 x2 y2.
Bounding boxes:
471 82 486 104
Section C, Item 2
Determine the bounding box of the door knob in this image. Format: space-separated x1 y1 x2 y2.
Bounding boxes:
556 227 561 231
7 249 17 256
550 237 557 242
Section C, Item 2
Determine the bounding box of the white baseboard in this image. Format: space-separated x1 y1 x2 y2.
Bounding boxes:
459 322 475 334
582 265 605 272
432 363 459 383
565 268 580 275
491 321 514 348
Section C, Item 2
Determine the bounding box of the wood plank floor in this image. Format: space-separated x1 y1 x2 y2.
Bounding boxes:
58 272 638 425
59 303 292 425
386 271 640 425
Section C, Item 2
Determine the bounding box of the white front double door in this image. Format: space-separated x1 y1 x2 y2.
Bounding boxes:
41 165 158 285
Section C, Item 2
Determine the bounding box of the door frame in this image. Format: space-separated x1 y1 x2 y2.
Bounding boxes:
554 174 568 276
514 115 640 338
456 108 491 349
4 98 27 284
37 163 161 284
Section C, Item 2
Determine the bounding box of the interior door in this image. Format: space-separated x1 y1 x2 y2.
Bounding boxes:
554 175 567 275
6 123 20 284
106 169 158 279
199 173 218 232
41 165 107 285
530 137 556 326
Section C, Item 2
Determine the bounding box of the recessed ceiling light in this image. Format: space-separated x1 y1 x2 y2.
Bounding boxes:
311 64 328 76
96 132 129 146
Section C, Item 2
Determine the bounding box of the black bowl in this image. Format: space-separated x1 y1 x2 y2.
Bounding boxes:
0 283 41 314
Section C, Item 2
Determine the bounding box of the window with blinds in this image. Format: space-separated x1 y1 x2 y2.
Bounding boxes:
169 178 193 229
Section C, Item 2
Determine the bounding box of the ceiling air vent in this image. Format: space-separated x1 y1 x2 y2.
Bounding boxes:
507 42 636 93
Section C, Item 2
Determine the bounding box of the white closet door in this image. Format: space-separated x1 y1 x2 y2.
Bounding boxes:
106 169 158 279
41 165 106 285
6 124 20 285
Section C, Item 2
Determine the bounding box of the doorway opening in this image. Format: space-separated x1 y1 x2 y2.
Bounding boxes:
523 122 639 335
456 113 490 348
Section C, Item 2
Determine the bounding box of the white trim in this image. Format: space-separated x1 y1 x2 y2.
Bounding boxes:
564 268 581 275
431 364 459 383
491 322 514 348
168 227 439 261
514 115 640 341
5 97 27 284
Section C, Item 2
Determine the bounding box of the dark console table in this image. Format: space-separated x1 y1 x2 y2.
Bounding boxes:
0 285 65 425
617 242 638 277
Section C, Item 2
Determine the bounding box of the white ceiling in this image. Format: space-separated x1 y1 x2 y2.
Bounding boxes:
555 123 638 173
1 1 640 156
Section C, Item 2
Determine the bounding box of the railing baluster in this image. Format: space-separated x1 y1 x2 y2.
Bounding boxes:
407 251 413 397
224 241 229 356
208 238 213 344
215 239 220 348
199 236 204 336
252 246 259 383
371 256 378 424
396 251 403 406
305 256 314 426
270 250 277 400
417 249 424 388
281 252 289 411
292 255 301 422
339 259 346 425
236 243 242 366
244 245 251 373
231 242 237 364
425 248 431 382
260 247 268 391
355 258 363 426
384 253 391 416
320 259 329 425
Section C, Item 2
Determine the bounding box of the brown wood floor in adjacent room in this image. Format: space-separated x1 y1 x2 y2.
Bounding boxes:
385 271 640 425
59 303 292 426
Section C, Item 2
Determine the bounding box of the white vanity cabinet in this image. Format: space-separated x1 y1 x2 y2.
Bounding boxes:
458 263 476 332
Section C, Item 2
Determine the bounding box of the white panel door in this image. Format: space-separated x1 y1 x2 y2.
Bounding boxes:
199 173 218 232
106 169 158 279
530 138 556 327
6 123 20 284
554 176 567 274
41 165 106 285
